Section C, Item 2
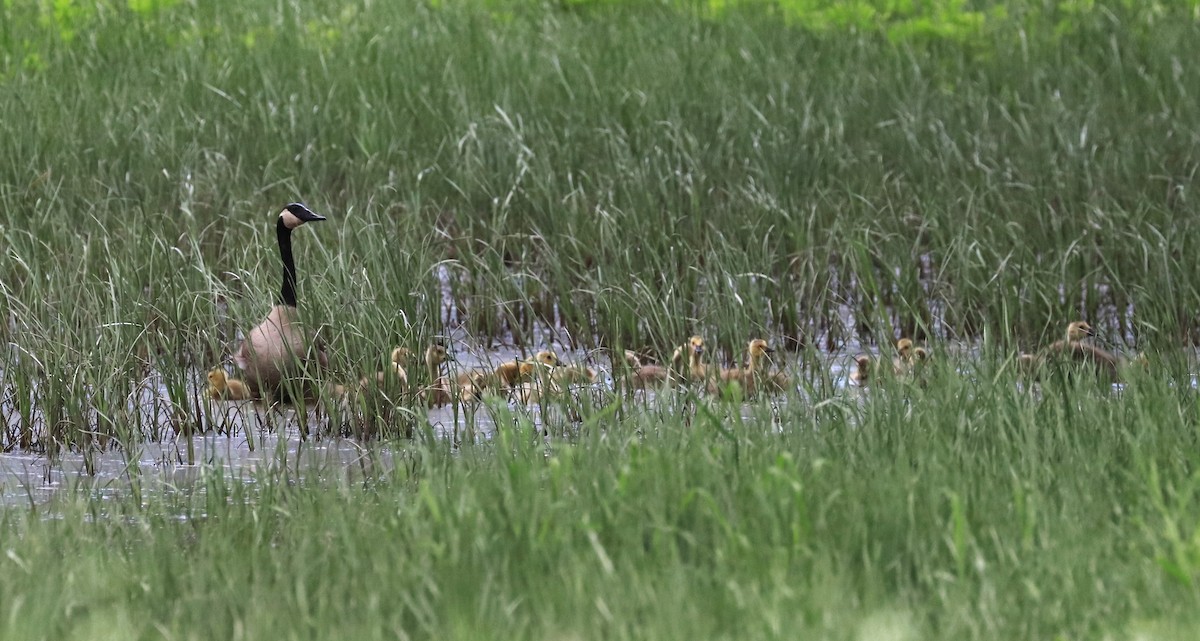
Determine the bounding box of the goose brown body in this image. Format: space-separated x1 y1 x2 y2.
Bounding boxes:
234 203 327 402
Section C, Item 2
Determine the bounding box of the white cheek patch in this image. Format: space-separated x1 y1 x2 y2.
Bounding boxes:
280 210 303 229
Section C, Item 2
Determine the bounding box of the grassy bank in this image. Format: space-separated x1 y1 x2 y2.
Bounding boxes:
2 355 1200 639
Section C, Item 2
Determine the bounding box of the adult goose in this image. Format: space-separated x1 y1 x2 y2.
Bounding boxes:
235 203 327 403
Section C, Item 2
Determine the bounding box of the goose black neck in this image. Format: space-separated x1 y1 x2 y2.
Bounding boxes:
277 217 298 307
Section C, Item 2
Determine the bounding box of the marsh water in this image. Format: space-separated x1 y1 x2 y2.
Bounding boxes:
1 306 1180 511
0 329 877 509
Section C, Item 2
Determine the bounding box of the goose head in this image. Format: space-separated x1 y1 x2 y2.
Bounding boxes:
279 202 326 229
533 350 560 368
689 336 705 356
896 338 914 359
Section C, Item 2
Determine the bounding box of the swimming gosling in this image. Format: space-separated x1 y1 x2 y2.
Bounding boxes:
712 338 788 395
207 368 253 401
670 336 708 382
1040 320 1120 380
850 355 874 386
621 349 672 388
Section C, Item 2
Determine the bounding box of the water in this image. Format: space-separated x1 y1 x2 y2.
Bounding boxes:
2 324 1173 509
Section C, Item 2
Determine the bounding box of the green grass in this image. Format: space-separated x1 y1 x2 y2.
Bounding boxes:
1 0 1200 638
4 357 1200 639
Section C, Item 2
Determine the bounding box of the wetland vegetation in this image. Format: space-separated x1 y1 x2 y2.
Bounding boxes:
1 0 1200 638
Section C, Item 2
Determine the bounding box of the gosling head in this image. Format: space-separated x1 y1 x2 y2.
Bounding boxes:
689 336 705 355
391 347 413 366
279 202 326 230
1066 321 1094 342
748 339 774 358
426 343 449 366
853 355 873 382
207 368 227 388
912 346 929 362
896 338 914 358
533 350 560 367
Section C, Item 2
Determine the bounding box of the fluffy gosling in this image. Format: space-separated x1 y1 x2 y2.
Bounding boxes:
207 368 253 401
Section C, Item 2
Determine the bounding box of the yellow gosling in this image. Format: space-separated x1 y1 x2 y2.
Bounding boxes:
671 336 708 382
207 368 253 401
849 355 873 387
360 346 412 390
487 350 557 389
513 356 563 404
455 370 488 404
712 339 788 395
1016 352 1042 381
553 364 597 385
1040 320 1120 380
619 350 672 389
417 343 453 408
892 338 915 375
669 336 706 380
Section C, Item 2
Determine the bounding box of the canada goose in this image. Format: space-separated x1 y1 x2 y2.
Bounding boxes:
207 368 253 401
1015 352 1042 381
849 355 873 386
711 339 788 395
455 370 488 405
418 343 454 408
360 346 412 390
1039 320 1120 380
515 354 570 404
892 338 915 375
620 349 673 389
553 363 597 386
670 336 708 382
489 350 560 389
234 203 327 403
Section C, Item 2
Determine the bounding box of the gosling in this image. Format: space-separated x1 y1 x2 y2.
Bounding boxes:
670 336 708 382
711 339 789 396
620 349 673 389
849 355 874 387
207 368 254 401
1039 320 1120 381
